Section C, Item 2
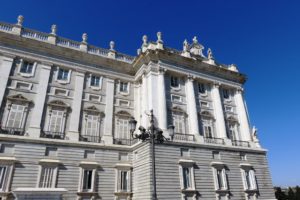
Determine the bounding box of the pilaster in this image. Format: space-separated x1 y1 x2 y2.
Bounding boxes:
102 78 115 144
185 75 202 142
157 68 167 130
134 81 142 130
0 55 15 108
211 83 230 144
66 71 85 141
27 63 51 138
141 73 148 128
234 88 251 141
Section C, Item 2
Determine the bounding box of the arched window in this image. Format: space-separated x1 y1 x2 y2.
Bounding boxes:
1 94 32 135
81 106 104 143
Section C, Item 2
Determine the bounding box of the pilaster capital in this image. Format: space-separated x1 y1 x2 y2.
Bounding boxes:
236 87 244 94
158 67 167 75
213 81 221 88
186 74 196 82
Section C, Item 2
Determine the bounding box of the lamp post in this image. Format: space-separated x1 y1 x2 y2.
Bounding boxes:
129 109 175 200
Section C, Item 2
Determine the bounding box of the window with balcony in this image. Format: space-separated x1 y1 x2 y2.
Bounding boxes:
171 76 180 88
42 100 69 139
172 111 186 134
114 111 135 145
81 107 104 143
1 94 31 136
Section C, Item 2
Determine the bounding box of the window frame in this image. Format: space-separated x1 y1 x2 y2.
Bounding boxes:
0 161 14 193
212 166 228 191
114 163 132 194
178 159 196 192
56 67 71 84
78 166 97 193
172 110 186 135
18 59 37 77
118 81 130 95
89 74 103 90
241 167 257 191
198 82 207 96
170 76 180 89
37 160 60 188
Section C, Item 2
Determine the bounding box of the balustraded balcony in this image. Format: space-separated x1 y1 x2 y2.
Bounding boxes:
41 131 65 140
232 140 250 147
173 133 195 142
204 137 225 145
79 134 102 143
113 138 138 146
0 126 25 136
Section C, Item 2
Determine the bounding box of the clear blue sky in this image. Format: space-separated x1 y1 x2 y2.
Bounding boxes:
1 0 299 187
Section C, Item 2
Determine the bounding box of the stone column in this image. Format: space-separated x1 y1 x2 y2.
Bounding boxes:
211 83 229 143
102 78 115 144
0 55 15 108
157 68 167 130
185 75 202 142
234 88 251 141
66 71 85 141
147 69 159 125
141 74 148 128
28 63 51 138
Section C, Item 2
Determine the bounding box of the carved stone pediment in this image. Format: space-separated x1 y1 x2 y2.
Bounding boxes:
199 111 214 119
47 100 69 108
115 110 131 117
7 94 32 103
83 106 105 116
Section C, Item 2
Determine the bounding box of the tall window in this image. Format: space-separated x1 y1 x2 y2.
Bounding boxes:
202 118 214 138
119 82 129 93
48 109 64 133
115 117 129 139
242 169 257 190
57 68 69 81
39 166 57 188
179 161 195 191
0 166 9 192
227 121 240 141
213 168 228 190
82 169 93 192
20 61 34 74
171 76 180 88
90 75 101 87
116 170 131 192
6 104 25 128
86 115 100 137
173 111 186 134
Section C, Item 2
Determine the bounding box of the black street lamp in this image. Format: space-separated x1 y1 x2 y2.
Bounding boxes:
129 109 175 200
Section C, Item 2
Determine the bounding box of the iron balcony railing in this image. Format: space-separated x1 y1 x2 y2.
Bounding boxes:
0 126 25 136
41 131 65 140
232 140 250 147
113 138 139 146
79 135 102 143
173 133 195 142
204 137 225 145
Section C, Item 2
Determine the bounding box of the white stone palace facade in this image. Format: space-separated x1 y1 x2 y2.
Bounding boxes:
0 16 276 200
